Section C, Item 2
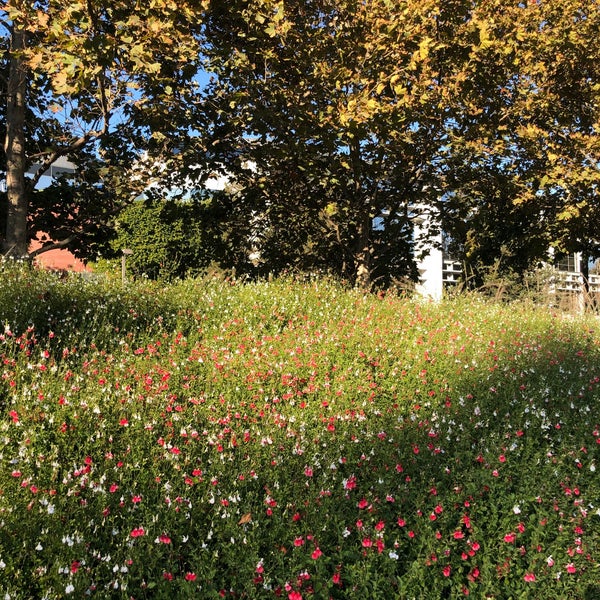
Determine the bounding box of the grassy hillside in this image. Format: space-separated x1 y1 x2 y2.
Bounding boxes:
1 263 599 598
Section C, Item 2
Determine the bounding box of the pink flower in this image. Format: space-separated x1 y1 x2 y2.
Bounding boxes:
566 563 577 574
311 547 322 560
443 565 451 577
523 572 536 582
288 591 302 600
504 532 516 543
184 572 197 581
130 527 145 537
453 530 465 540
332 572 341 585
362 537 373 548
358 498 369 509
158 534 171 544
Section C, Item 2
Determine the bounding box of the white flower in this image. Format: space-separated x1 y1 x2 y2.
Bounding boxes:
65 584 75 594
512 505 521 515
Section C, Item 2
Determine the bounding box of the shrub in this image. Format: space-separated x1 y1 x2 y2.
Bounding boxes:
1 264 599 598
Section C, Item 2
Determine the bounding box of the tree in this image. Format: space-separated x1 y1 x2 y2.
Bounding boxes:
192 0 489 288
191 0 600 289
1 0 206 259
441 0 600 282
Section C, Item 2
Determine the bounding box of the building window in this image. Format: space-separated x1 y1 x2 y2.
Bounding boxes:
556 253 579 273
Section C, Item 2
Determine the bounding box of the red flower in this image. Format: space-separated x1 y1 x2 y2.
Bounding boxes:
311 547 322 560
184 572 197 581
344 476 357 490
524 572 536 582
130 527 145 537
443 565 451 577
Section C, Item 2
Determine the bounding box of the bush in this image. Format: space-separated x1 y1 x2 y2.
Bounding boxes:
110 195 230 281
1 264 599 598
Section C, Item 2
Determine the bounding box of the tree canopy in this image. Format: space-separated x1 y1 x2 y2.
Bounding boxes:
2 0 599 288
1 0 206 257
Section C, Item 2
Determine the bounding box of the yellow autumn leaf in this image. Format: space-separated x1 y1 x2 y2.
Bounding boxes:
37 10 50 28
418 37 432 60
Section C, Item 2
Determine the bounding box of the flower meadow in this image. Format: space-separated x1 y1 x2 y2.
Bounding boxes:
1 263 599 599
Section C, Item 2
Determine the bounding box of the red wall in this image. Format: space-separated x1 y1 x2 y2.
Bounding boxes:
30 236 90 272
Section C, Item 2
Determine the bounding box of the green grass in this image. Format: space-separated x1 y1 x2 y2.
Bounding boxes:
1 262 599 599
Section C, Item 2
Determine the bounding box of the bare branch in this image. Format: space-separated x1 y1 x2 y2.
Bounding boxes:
29 235 78 257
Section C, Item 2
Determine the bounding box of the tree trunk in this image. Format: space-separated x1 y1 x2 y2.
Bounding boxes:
354 210 372 290
3 24 29 258
348 135 372 289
